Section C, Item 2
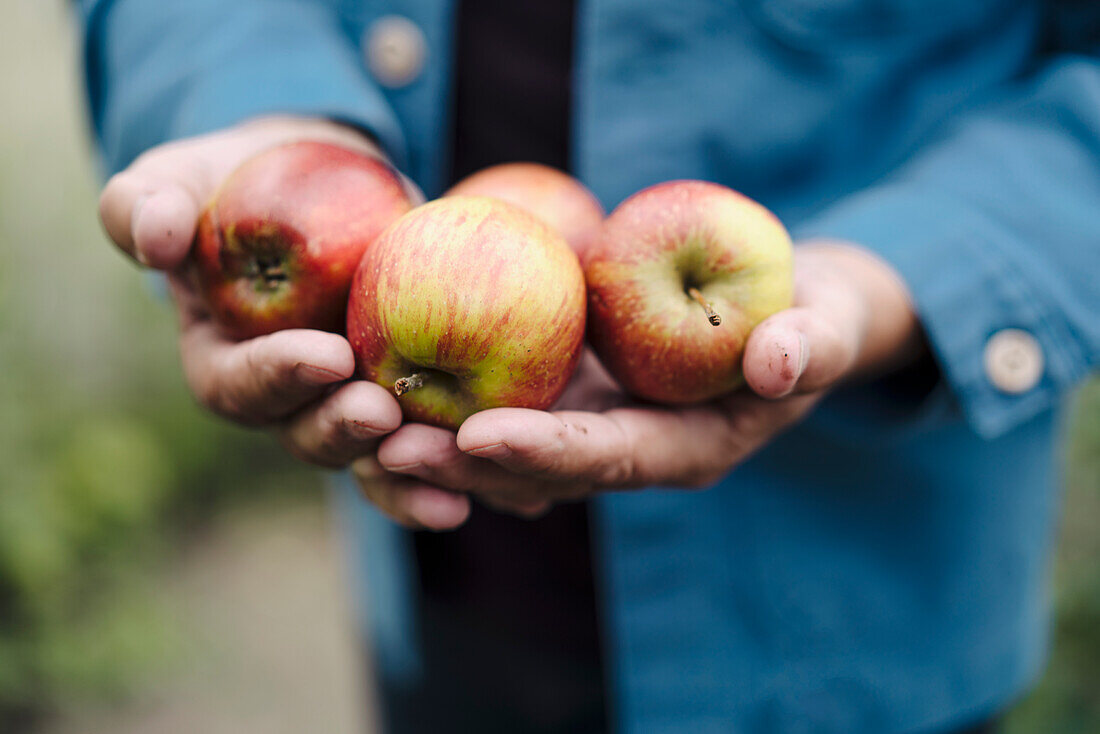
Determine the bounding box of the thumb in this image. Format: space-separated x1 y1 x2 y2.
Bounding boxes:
742 305 860 399
99 171 202 270
97 116 400 271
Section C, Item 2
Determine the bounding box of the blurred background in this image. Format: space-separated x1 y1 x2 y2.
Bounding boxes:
1 2 1097 733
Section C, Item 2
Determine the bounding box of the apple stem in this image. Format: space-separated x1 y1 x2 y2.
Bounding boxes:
687 287 722 326
394 373 425 396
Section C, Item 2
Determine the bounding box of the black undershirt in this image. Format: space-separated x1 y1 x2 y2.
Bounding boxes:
377 2 607 733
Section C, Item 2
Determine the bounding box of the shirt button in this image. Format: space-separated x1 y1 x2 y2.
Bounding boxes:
364 15 427 88
983 329 1044 394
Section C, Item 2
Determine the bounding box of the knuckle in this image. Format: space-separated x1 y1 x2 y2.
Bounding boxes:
198 373 251 423
195 373 266 427
313 432 354 468
246 337 283 386
597 456 636 487
718 426 754 468
241 337 298 413
190 370 240 420
725 405 765 446
316 418 348 451
354 471 390 504
315 401 353 450
351 456 386 482
596 416 637 486
282 431 347 470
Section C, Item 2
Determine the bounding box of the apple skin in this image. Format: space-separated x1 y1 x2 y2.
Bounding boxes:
584 180 793 404
347 196 587 430
193 141 413 340
445 163 605 258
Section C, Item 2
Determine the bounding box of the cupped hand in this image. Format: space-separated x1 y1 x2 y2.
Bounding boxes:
98 116 421 495
362 243 923 529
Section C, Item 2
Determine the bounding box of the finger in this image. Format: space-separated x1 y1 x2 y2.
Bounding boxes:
376 423 464 480
352 456 470 530
741 253 866 400
456 406 736 489
99 172 203 269
742 301 861 399
181 326 355 424
131 184 202 269
277 381 403 468
377 423 510 492
378 422 577 501
740 316 806 399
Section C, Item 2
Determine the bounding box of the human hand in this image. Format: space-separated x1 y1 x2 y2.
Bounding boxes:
360 243 923 529
98 116 414 479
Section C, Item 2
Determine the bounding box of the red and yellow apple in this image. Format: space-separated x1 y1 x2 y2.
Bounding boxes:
347 196 587 430
446 163 604 258
192 141 413 339
584 180 793 404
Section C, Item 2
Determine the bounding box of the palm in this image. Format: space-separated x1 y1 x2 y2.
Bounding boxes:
371 243 921 526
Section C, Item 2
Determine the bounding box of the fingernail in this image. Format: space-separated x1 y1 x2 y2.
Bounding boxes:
345 419 386 439
465 442 512 459
797 332 810 377
131 194 150 265
381 461 422 473
296 363 345 385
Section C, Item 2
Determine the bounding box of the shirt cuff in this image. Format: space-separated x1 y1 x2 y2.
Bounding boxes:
796 185 1086 439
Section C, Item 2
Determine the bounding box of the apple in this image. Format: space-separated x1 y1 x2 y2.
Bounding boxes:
347 196 586 430
193 141 413 339
584 180 793 404
446 163 604 257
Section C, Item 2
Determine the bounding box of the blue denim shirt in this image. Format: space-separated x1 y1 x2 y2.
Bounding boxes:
81 1 1100 731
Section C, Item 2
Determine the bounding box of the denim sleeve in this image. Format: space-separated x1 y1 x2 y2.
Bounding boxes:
796 50 1100 439
76 0 407 175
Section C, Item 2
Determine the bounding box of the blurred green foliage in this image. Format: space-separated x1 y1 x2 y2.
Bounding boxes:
0 5 322 726
0 342 318 726
0 269 321 727
0 1 1096 730
1005 381 1100 734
